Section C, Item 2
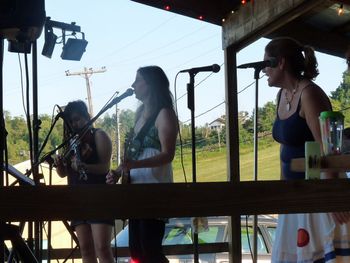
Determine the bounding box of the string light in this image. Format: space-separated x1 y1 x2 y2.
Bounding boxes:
164 5 171 11
338 4 344 16
198 15 204 20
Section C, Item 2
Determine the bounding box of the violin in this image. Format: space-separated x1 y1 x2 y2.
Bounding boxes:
64 128 95 180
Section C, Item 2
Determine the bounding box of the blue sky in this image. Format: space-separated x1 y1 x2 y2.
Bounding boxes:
2 0 348 126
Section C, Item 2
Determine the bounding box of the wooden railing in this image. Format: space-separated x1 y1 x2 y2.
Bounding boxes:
42 243 229 260
1 180 350 220
2 180 350 261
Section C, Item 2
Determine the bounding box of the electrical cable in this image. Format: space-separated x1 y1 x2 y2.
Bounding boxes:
17 54 27 115
173 72 187 183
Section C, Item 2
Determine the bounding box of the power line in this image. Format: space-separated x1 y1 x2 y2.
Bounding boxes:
182 101 225 124
177 73 266 123
94 15 177 64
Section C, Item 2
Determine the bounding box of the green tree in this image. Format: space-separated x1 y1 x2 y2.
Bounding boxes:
258 101 276 132
238 111 253 145
330 71 350 127
119 109 135 136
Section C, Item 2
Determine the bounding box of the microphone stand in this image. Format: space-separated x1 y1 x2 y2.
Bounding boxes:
251 66 264 263
37 90 132 170
186 72 199 263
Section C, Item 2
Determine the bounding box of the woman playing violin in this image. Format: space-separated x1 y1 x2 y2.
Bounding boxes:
55 100 114 263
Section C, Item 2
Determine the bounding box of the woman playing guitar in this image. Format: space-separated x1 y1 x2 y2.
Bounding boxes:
106 66 178 263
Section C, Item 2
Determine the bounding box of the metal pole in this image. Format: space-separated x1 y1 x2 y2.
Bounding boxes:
187 74 199 263
115 95 120 166
32 40 43 262
0 37 5 263
252 68 262 263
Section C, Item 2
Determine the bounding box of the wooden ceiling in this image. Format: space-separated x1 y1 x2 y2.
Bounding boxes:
130 0 242 26
266 0 350 58
131 0 350 58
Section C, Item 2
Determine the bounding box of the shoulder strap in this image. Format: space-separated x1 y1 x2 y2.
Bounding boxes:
135 113 158 143
276 89 282 106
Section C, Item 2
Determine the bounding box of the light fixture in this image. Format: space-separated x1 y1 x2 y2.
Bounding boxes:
61 36 88 61
42 27 57 58
41 17 88 61
338 4 344 16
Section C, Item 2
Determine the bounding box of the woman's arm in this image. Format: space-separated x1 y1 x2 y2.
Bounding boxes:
79 129 112 175
300 84 331 146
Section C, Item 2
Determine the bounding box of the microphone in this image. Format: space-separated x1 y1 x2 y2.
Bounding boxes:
107 88 134 108
237 58 278 69
180 64 221 74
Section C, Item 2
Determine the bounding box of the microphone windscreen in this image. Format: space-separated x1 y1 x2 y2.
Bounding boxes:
213 64 221 73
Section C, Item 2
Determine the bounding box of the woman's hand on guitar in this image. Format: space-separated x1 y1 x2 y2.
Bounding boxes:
106 169 122 184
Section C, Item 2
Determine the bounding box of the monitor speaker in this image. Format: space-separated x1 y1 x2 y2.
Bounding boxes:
0 0 46 42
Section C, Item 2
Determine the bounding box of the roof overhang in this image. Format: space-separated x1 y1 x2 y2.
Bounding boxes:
131 0 350 58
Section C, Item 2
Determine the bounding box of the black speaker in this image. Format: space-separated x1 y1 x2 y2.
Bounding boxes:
0 0 46 42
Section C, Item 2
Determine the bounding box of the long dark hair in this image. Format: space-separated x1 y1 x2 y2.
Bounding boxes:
135 66 174 121
63 100 90 139
265 37 319 80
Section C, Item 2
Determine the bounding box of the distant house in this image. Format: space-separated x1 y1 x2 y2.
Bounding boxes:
208 117 225 131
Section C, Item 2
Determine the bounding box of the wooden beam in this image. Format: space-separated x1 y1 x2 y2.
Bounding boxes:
224 45 240 183
266 20 350 58
291 154 350 172
334 0 350 5
222 0 328 51
2 181 350 221
130 0 237 25
224 45 241 263
44 243 229 260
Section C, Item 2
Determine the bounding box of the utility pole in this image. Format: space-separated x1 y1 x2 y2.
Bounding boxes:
115 92 121 166
65 66 106 116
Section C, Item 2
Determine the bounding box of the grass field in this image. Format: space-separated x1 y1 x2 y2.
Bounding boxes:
172 141 281 182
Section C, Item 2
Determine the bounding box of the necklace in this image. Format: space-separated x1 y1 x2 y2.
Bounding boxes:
284 81 299 111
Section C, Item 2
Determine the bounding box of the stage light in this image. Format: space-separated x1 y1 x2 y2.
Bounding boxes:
41 17 88 61
338 4 344 16
61 37 88 61
42 27 57 58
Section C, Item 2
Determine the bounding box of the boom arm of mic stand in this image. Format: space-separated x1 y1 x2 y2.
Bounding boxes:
34 92 126 175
